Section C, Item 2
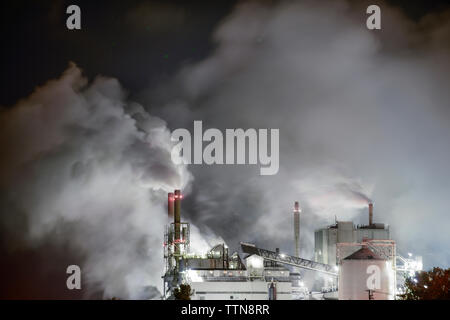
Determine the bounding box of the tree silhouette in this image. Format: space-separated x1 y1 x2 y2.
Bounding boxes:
399 267 450 300
173 284 193 300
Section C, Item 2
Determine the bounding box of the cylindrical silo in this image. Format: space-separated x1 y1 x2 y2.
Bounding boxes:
338 247 395 300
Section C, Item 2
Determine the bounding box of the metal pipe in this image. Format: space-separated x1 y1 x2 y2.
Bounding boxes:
174 190 181 242
269 282 277 300
182 227 187 242
293 201 301 257
168 192 174 219
173 190 182 276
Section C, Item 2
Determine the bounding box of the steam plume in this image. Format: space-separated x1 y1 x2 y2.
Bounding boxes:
143 0 450 268
0 63 193 298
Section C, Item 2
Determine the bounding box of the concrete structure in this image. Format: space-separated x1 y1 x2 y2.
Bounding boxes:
293 201 301 257
190 279 292 300
315 222 391 265
338 247 395 300
315 204 390 266
313 204 396 298
185 249 293 300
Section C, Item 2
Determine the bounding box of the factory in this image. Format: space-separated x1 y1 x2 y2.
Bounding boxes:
162 190 422 300
315 203 390 266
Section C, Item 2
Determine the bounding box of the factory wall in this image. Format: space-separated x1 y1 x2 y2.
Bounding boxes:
337 222 354 242
315 222 390 265
190 281 292 300
315 228 338 265
356 229 390 243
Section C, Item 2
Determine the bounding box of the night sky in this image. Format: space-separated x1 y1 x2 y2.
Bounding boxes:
1 0 450 299
1 0 235 298
1 1 236 106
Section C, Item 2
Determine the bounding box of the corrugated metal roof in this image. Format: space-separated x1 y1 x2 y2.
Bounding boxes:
343 246 385 260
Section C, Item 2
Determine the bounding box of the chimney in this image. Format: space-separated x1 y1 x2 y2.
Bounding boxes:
174 190 182 242
369 202 373 226
168 192 174 219
293 201 301 257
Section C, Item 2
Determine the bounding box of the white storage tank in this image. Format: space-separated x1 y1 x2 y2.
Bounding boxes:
338 247 395 300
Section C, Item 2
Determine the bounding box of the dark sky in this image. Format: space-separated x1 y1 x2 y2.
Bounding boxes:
1 0 449 106
0 0 236 107
1 0 450 299
0 0 239 299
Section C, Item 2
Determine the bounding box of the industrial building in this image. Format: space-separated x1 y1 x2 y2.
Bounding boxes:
185 246 294 300
162 190 311 300
313 203 399 299
315 203 390 266
162 190 421 300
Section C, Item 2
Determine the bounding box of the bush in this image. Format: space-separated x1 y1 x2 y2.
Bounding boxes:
399 267 450 300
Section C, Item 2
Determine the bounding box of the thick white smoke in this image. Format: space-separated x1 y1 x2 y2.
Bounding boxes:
0 63 194 298
2 0 450 299
143 0 450 268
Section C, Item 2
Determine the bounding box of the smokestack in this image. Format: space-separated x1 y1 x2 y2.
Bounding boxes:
293 201 301 257
174 190 181 242
168 192 174 219
369 202 373 226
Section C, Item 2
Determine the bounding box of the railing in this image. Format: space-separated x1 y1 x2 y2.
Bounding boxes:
240 242 338 276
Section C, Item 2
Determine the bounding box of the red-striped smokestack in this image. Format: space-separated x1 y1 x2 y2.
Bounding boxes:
174 190 181 243
294 201 300 213
369 202 373 226
168 192 174 219
293 201 300 257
